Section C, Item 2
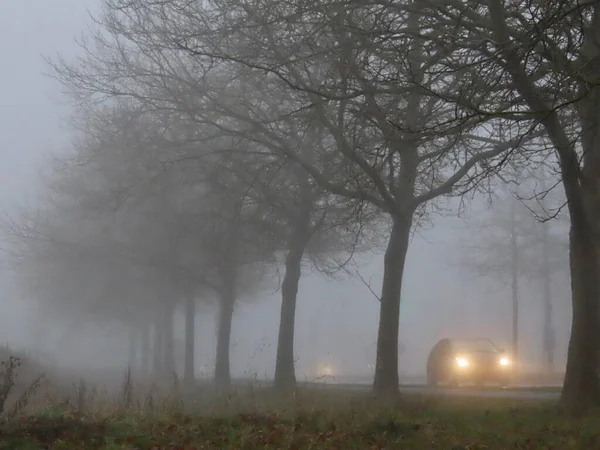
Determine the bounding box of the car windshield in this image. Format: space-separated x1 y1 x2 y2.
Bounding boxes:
452 339 498 353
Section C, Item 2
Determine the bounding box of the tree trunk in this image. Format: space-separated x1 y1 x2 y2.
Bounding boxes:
184 296 196 386
152 315 164 379
127 325 138 372
561 16 600 409
163 303 176 378
561 220 600 411
541 221 555 372
510 202 519 362
140 322 151 377
215 283 236 390
274 217 311 392
373 215 413 397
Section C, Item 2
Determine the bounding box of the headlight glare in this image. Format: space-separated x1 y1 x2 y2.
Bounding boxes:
455 357 469 367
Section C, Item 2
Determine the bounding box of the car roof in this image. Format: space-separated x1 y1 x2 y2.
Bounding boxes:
437 337 496 344
448 338 499 350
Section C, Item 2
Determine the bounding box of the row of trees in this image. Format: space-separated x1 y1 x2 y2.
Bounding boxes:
5 105 369 389
3 0 599 412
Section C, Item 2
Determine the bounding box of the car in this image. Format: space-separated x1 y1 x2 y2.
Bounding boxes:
426 338 512 387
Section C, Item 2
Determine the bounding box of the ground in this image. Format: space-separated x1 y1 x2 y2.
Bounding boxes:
1 387 599 450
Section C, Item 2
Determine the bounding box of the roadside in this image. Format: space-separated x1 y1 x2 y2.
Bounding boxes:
0 388 593 449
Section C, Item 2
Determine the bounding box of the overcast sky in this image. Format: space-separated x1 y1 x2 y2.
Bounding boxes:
0 0 573 379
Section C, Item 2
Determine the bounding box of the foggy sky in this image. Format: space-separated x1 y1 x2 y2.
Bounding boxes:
0 0 572 379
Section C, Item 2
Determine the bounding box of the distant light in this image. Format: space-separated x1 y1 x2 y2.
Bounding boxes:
317 364 334 377
321 365 333 376
499 357 510 366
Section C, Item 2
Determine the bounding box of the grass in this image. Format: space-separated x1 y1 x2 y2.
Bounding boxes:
1 387 599 449
0 354 589 449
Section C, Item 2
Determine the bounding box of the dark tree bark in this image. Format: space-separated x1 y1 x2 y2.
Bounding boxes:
273 211 312 392
184 295 196 385
561 218 600 411
561 51 600 409
373 215 413 397
215 281 236 390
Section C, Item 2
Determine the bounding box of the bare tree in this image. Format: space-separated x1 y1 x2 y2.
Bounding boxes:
2 102 282 389
403 0 600 411
458 183 569 370
46 2 383 393
45 0 542 397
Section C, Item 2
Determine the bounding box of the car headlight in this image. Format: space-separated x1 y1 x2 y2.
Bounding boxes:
499 357 510 366
455 357 469 367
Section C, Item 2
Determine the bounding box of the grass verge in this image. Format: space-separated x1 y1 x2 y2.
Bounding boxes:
0 388 598 449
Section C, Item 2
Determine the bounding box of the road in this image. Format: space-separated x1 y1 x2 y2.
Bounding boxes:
301 382 562 400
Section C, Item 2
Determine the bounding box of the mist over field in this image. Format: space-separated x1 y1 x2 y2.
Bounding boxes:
1 214 572 381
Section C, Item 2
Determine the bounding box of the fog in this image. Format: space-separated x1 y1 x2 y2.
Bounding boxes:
0 0 572 387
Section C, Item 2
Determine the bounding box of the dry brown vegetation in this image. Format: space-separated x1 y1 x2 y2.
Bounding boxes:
0 355 596 449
